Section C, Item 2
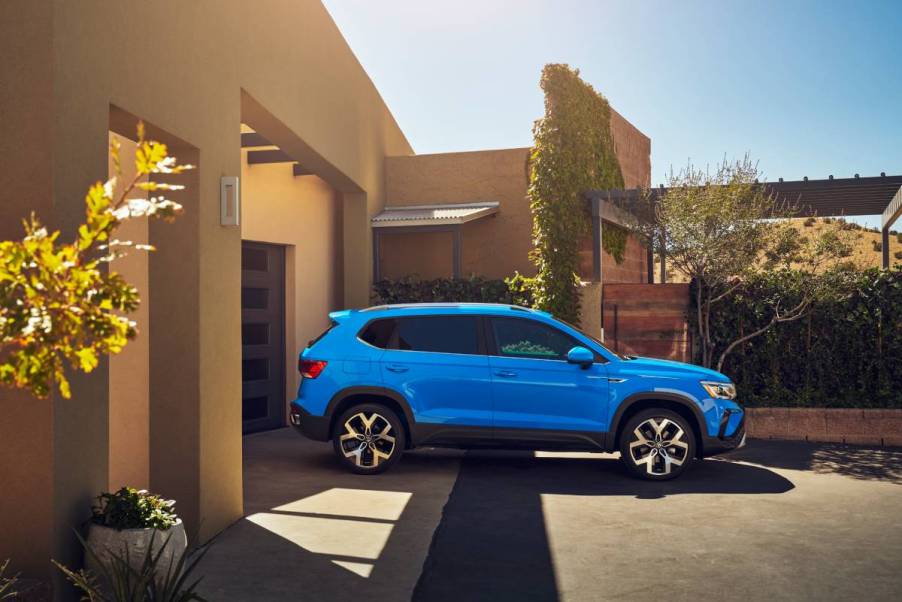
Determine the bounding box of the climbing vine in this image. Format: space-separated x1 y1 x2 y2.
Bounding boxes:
602 221 628 264
528 64 624 323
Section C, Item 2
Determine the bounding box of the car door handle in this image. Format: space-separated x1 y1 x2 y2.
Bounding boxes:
385 364 409 373
494 370 517 378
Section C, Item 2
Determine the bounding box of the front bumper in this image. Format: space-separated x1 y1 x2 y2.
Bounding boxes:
289 402 331 441
701 408 746 457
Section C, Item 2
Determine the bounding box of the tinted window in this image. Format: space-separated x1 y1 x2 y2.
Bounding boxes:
360 319 397 349
395 316 480 355
491 318 576 360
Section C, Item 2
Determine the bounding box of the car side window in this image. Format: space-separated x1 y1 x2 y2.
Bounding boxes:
359 318 396 349
490 317 576 361
394 316 480 355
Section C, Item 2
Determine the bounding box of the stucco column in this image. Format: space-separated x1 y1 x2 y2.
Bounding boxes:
0 2 112 589
343 191 371 308
145 126 243 545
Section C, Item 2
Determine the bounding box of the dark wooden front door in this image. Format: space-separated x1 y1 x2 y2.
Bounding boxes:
241 241 286 433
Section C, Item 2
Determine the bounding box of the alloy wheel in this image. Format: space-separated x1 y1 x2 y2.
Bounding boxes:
628 417 690 476
338 411 396 469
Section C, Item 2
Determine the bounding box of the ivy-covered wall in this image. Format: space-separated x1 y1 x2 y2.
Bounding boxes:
529 64 625 322
692 269 902 408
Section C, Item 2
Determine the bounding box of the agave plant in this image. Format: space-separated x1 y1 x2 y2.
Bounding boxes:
0 559 18 600
53 531 209 602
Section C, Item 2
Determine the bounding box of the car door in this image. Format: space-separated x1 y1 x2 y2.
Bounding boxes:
487 316 608 436
376 314 493 431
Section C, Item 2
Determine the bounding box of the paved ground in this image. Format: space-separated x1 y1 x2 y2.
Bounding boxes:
198 429 902 601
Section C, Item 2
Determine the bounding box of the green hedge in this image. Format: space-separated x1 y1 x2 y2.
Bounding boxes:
692 268 902 408
371 275 535 307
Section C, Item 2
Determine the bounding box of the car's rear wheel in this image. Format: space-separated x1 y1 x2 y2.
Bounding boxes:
619 408 695 480
332 404 404 474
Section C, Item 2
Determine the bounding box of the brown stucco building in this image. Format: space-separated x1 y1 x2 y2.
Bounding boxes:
0 1 648 594
378 109 651 284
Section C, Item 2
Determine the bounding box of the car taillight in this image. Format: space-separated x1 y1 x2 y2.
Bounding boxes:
299 359 327 379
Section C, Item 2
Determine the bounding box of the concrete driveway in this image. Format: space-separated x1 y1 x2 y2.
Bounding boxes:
197 429 902 601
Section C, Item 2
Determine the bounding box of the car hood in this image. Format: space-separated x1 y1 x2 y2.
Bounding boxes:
615 356 730 382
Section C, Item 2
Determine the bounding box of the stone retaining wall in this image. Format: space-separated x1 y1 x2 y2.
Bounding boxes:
746 408 902 447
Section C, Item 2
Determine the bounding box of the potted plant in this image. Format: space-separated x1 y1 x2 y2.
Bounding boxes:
84 488 187 584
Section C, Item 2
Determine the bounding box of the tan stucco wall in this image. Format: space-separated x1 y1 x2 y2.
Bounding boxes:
240 152 340 407
385 148 534 279
0 0 412 587
383 109 650 281
379 230 455 280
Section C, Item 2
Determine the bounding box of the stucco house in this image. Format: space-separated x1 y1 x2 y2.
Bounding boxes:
0 0 648 591
377 109 651 284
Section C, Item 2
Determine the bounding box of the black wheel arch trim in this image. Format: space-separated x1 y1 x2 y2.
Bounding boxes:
608 391 709 452
325 385 416 432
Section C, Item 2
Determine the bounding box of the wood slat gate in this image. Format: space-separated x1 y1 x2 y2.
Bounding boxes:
602 283 692 362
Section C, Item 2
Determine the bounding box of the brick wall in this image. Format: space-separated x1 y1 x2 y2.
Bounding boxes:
578 226 648 283
746 408 902 447
610 108 651 189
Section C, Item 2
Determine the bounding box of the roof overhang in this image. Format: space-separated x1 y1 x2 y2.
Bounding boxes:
372 201 500 228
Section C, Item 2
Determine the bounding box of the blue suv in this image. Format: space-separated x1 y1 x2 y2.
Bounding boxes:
289 303 745 480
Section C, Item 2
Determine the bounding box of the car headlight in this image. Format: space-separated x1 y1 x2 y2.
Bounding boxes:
701 381 736 400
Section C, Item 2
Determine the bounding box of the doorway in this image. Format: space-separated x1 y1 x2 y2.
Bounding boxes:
241 241 286 433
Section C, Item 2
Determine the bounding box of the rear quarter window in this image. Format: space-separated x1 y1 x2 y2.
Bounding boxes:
359 318 397 349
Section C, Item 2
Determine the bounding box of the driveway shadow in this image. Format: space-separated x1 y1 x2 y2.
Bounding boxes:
197 429 464 601
720 438 902 485
413 450 792 602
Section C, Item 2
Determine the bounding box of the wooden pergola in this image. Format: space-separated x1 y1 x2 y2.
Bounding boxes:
588 174 902 282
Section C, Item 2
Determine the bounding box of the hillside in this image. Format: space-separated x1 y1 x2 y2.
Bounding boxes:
653 217 902 283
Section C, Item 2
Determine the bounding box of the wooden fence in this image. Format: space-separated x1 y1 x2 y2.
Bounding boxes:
602 283 691 361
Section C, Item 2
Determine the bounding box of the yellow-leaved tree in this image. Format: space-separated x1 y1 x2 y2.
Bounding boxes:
0 123 191 399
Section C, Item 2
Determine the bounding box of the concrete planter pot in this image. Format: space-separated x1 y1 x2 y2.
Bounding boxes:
85 519 187 582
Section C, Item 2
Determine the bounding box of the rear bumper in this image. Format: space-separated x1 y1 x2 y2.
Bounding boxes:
702 409 746 457
289 402 330 441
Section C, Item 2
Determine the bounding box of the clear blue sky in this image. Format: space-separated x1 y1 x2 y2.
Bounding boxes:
323 0 901 225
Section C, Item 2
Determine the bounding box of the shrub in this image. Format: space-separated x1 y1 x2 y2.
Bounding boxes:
895 251 902 260
92 487 178 531
372 275 535 308
803 217 816 227
692 268 902 408
873 240 883 252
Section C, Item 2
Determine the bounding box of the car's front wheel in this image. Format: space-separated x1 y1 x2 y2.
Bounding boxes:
619 409 695 480
332 404 404 474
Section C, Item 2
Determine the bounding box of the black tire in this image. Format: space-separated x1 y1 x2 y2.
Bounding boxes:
619 408 696 481
332 403 404 474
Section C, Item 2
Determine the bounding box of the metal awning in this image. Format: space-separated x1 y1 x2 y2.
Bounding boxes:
372 201 499 228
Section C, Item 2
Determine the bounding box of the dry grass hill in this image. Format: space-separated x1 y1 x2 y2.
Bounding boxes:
653 217 902 283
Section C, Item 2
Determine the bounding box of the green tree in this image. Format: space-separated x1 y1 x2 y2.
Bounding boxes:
0 123 190 399
528 64 624 323
627 156 854 371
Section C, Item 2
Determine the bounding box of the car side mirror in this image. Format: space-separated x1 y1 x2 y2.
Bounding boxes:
566 346 594 369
